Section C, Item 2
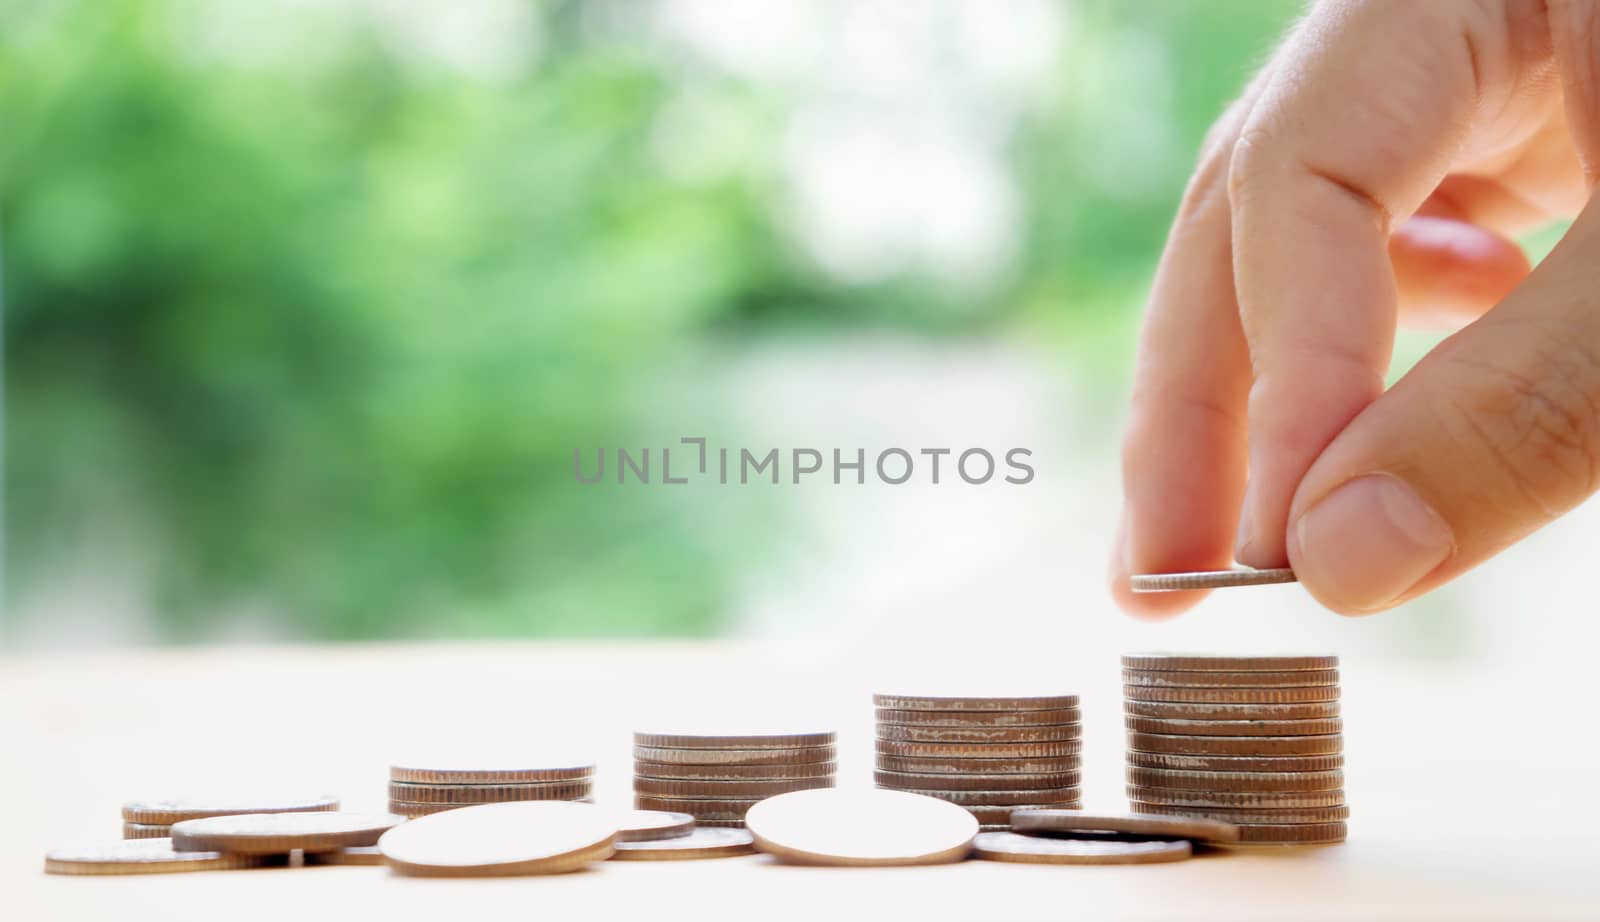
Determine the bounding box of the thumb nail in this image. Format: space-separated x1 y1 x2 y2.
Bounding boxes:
1290 473 1454 612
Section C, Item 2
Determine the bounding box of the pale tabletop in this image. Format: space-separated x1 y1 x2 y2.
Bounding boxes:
5 641 1597 921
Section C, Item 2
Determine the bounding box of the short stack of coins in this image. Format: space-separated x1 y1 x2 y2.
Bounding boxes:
1122 654 1347 846
120 794 340 840
632 731 836 828
872 693 1082 830
387 760 596 818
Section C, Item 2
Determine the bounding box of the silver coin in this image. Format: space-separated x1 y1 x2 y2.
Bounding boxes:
1130 568 1296 593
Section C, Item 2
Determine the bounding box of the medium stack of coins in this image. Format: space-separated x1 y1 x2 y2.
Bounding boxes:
632 731 836 828
387 760 596 818
873 693 1082 830
1122 654 1347 846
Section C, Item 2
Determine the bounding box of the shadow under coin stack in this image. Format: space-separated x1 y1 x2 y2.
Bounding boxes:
1121 654 1347 846
632 731 837 827
873 694 1082 830
387 760 596 818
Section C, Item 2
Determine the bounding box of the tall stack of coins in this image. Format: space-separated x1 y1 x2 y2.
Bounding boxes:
873 694 1082 830
632 731 836 828
1122 654 1347 846
388 760 596 818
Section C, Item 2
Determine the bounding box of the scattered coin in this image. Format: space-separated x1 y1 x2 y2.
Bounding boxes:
44 839 282 875
872 694 1079 712
377 801 617 876
1125 716 1343 737
745 788 977 867
971 832 1192 865
1010 808 1239 844
1123 699 1339 721
1121 653 1336 672
1125 767 1343 792
389 760 595 785
1123 669 1339 689
122 823 170 840
633 777 832 798
875 754 1083 775
1126 786 1346 809
1231 822 1348 845
633 760 837 781
1125 751 1346 772
121 794 340 825
874 770 1081 792
171 812 401 855
632 731 835 750
304 846 384 866
633 746 836 766
1129 568 1296 592
876 723 1082 744
1125 685 1341 704
615 810 696 843
1129 802 1351 824
964 802 1081 826
893 787 1084 806
386 780 592 804
874 708 1082 727
611 826 757 860
1127 732 1343 757
875 739 1083 760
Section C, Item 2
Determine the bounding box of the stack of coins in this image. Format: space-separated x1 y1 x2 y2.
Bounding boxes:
120 794 340 840
388 760 596 818
632 731 836 828
1122 654 1347 846
872 694 1082 830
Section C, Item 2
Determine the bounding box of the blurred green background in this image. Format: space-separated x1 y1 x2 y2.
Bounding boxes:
1 0 1300 645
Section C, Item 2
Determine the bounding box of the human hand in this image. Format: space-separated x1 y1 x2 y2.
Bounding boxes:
1112 0 1600 617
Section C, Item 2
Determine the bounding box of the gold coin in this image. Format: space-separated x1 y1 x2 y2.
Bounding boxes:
875 753 1082 775
44 839 283 875
874 770 1081 792
377 801 617 876
632 731 835 750
633 746 836 765
1232 822 1348 845
888 787 1083 806
1123 699 1340 720
1126 751 1345 772
611 826 756 860
1121 653 1336 672
876 724 1081 744
1123 669 1339 688
304 846 384 866
1010 808 1239 844
963 802 1081 825
1126 786 1345 809
171 812 401 855
874 708 1081 727
1127 732 1342 756
1128 568 1296 592
1129 801 1351 824
387 780 592 804
633 759 837 781
1126 767 1343 792
875 739 1083 759
121 794 340 825
615 810 696 843
1125 716 1343 737
872 694 1079 712
389 760 595 785
122 823 170 840
972 832 1192 865
633 777 833 798
1125 685 1340 704
745 789 977 867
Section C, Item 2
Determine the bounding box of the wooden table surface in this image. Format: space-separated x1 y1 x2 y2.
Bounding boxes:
5 641 1597 921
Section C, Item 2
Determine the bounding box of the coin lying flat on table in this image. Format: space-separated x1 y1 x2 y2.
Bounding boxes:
1127 786 1346 809
305 846 385 866
876 723 1081 744
1129 568 1297 592
632 731 835 750
1127 732 1343 757
873 694 1079 712
386 781 593 804
1121 653 1336 672
1011 809 1240 844
745 788 978 867
615 810 696 842
171 812 401 855
1126 751 1345 772
44 839 282 875
389 760 595 785
1129 802 1351 824
634 760 837 781
121 794 340 825
611 826 757 860
378 801 617 876
1126 767 1343 793
1125 717 1343 737
1125 685 1341 704
874 770 1081 792
965 802 1080 825
633 746 836 766
874 708 1082 727
972 832 1192 865
122 823 170 840
1123 699 1340 721
875 754 1083 775
1123 669 1339 689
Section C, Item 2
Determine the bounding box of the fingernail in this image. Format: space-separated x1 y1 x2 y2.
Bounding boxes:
1233 481 1257 562
1290 473 1454 612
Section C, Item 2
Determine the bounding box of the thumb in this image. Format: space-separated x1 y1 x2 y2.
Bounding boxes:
1285 197 1600 614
